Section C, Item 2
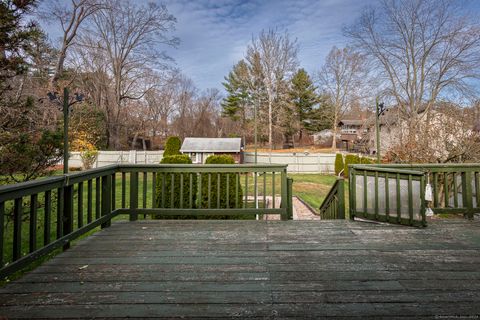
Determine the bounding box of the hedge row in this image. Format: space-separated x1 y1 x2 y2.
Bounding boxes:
163 136 182 156
155 154 197 219
200 155 243 210
343 154 375 176
334 153 344 175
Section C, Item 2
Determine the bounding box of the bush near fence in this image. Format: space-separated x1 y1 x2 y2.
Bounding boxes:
200 155 243 209
155 155 197 219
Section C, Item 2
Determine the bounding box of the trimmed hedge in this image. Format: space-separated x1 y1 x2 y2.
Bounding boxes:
200 155 243 210
344 154 376 176
343 154 357 176
155 155 197 212
360 156 375 164
334 153 344 176
163 136 182 156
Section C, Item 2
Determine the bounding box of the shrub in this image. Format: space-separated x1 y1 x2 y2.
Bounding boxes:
360 156 375 164
343 154 357 176
155 155 197 212
80 149 98 170
334 153 344 176
163 136 182 156
201 155 243 210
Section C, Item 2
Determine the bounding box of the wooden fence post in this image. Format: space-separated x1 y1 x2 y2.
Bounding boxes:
281 169 288 221
63 183 73 250
130 172 138 221
102 174 112 228
337 178 345 220
287 177 293 219
463 171 474 219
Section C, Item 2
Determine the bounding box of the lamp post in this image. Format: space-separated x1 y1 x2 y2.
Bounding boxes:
62 88 70 174
48 88 84 174
254 97 259 212
375 97 386 164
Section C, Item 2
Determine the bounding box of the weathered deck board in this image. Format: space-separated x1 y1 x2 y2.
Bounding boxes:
1 219 479 319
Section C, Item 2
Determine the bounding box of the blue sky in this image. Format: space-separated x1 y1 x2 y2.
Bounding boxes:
163 0 377 91
39 0 480 92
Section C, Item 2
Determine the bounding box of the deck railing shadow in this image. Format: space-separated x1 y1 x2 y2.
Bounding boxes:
0 164 293 279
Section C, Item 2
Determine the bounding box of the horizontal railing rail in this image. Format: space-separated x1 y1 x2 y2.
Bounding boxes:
319 177 345 220
349 164 426 227
0 165 118 279
116 164 290 220
0 164 292 279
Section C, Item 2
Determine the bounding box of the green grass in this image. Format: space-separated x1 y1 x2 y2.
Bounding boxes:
242 173 339 212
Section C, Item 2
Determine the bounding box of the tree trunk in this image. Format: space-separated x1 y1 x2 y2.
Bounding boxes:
331 113 338 151
131 132 138 149
50 42 67 90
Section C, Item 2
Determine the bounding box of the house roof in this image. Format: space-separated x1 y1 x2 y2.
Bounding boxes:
180 137 242 153
338 119 365 126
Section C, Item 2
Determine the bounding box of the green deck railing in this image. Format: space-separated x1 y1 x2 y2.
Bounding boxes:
0 164 292 279
376 164 480 219
319 177 345 220
349 164 427 227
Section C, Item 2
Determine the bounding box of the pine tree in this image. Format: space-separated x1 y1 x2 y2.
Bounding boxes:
221 60 251 134
289 69 322 139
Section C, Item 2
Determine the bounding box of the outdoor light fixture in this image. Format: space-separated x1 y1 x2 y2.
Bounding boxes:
47 88 85 174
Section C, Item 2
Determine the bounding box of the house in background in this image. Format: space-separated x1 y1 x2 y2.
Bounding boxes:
338 119 368 150
180 137 244 164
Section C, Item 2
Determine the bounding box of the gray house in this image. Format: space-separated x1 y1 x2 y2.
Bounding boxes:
180 137 243 164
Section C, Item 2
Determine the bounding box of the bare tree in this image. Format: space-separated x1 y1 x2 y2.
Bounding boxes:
144 71 181 145
82 0 178 148
317 46 367 150
345 0 480 159
40 0 104 89
246 29 298 149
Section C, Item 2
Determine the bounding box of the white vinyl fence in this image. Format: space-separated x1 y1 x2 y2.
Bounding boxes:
243 152 336 173
68 150 164 168
68 150 336 173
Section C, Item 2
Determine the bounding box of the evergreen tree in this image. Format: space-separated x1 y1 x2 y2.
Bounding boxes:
289 69 321 138
0 1 64 183
221 60 254 142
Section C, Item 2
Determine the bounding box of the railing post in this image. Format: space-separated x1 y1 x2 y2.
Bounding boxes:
463 171 474 219
337 178 345 220
130 171 139 221
287 177 293 220
13 198 21 261
102 174 112 228
0 201 4 267
280 168 288 221
63 183 73 250
349 167 355 220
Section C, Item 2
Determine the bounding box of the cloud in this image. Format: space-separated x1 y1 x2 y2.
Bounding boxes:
162 0 379 91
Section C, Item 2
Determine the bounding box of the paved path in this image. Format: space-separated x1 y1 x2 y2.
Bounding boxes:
292 197 320 220
1 220 479 318
262 196 319 220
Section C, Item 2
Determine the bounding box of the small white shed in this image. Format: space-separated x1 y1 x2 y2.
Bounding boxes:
180 137 243 164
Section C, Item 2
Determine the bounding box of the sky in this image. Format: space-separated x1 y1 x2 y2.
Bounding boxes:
162 0 376 91
38 0 480 93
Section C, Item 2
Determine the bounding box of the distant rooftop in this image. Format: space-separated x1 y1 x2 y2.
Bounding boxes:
338 119 365 126
180 137 242 153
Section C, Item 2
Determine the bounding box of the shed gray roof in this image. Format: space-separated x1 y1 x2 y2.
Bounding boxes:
180 137 242 153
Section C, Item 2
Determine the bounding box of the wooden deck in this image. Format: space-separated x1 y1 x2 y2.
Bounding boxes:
1 219 479 319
